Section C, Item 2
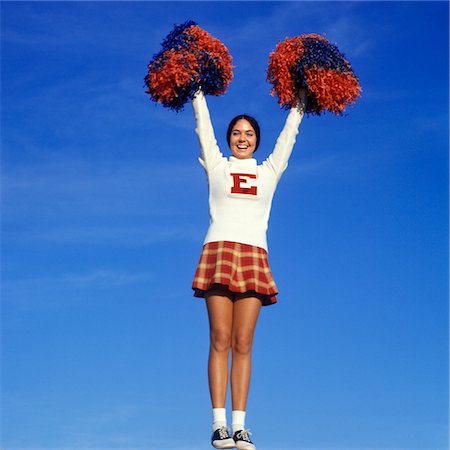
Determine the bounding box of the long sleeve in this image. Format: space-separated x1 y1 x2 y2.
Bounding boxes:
191 90 224 172
263 95 306 181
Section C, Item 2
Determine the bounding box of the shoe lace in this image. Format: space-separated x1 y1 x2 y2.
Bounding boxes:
236 429 252 442
218 426 230 439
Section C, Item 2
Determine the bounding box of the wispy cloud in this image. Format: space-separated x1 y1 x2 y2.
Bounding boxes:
220 2 374 60
10 224 200 246
3 158 201 215
60 405 140 447
1 2 166 54
2 269 155 311
2 157 205 245
3 392 208 449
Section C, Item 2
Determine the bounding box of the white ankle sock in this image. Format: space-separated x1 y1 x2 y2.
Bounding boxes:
232 410 246 434
212 407 227 432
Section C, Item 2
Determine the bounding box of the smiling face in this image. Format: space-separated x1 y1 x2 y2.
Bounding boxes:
228 119 257 159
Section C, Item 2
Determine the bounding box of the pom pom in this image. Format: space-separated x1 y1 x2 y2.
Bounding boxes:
267 34 361 115
145 21 233 112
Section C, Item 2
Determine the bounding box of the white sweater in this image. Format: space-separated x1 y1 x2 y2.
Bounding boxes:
192 91 304 251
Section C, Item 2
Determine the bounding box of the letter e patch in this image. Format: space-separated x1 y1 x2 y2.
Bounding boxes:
230 173 257 196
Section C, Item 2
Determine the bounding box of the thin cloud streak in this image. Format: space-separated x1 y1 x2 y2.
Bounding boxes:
221 2 373 59
3 157 206 246
3 158 203 216
1 2 166 53
2 269 155 311
5 224 202 246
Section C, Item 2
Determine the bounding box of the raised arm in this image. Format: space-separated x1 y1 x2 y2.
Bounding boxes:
191 90 224 172
263 89 307 180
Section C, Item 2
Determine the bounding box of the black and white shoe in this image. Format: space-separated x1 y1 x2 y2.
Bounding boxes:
233 429 256 450
211 426 236 449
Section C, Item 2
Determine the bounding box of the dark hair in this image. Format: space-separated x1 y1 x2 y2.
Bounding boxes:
226 114 261 152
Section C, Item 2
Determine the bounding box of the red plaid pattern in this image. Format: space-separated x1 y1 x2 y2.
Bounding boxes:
192 241 278 306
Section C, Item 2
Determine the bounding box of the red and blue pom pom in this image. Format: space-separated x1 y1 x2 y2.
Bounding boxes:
267 34 361 115
145 21 233 112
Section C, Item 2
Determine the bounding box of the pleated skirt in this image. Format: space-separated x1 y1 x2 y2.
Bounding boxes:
192 240 278 306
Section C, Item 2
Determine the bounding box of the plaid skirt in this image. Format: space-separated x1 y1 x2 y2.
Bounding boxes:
192 240 278 306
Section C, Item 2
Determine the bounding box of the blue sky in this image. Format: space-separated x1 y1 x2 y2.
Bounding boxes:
1 1 448 449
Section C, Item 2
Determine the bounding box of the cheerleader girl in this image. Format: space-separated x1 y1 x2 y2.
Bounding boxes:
144 20 360 450
191 89 306 450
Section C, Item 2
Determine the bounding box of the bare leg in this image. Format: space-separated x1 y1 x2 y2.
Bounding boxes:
206 295 234 408
230 297 261 411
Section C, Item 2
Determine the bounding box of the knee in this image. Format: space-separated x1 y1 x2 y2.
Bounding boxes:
232 334 253 356
210 329 232 353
